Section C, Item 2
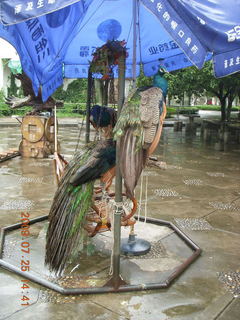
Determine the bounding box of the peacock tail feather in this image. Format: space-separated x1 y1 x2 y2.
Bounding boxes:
45 140 115 274
114 88 144 151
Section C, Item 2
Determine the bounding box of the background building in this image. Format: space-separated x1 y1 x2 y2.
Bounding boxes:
0 39 20 96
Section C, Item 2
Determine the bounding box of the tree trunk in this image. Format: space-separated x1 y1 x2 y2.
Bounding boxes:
215 82 227 122
219 98 226 121
102 79 109 106
94 80 103 105
167 94 172 106
227 98 234 121
227 90 236 121
181 92 185 106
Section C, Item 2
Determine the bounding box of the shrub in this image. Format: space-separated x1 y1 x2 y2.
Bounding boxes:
53 79 88 103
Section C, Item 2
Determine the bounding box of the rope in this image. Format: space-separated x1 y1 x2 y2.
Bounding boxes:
74 114 85 154
109 209 114 276
94 103 104 141
137 172 144 221
144 174 148 223
54 104 58 153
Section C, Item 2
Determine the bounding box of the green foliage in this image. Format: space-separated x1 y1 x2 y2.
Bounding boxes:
0 89 34 117
136 67 153 87
0 102 12 116
53 79 88 103
0 90 11 116
56 102 86 118
165 66 205 102
164 61 240 121
0 90 4 102
7 73 18 97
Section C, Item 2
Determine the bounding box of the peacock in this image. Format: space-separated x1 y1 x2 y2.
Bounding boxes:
114 85 166 201
90 104 117 129
45 87 166 274
45 105 117 274
153 66 169 102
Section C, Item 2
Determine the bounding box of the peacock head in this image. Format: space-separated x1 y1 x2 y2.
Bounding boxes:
90 105 112 128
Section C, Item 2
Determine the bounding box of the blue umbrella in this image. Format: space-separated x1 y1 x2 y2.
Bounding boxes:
1 0 240 102
0 0 80 25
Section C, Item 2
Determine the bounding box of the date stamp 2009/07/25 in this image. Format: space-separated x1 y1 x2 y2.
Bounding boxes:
20 212 31 306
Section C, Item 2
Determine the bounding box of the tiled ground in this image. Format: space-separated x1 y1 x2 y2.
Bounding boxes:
0 123 239 320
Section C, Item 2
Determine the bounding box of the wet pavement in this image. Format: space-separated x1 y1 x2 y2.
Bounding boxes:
0 121 240 320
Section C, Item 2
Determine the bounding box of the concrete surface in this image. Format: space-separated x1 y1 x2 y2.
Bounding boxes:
0 123 239 320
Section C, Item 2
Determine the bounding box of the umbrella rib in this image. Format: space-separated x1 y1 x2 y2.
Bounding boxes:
77 0 105 33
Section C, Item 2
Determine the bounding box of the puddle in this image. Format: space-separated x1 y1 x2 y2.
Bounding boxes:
154 189 180 197
174 218 213 230
206 172 225 177
0 199 35 210
218 271 240 298
209 201 240 211
183 179 204 186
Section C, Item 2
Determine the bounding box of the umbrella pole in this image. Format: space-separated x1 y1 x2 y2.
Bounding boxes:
54 104 57 153
107 55 126 289
85 70 92 144
132 0 137 89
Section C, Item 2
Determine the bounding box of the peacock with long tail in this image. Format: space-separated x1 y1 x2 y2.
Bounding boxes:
45 105 119 274
45 138 116 274
45 85 166 274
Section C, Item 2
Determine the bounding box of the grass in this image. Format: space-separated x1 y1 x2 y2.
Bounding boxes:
56 112 83 118
0 102 240 118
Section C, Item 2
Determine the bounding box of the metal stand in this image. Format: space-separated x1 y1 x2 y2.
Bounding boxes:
121 224 151 256
0 215 202 294
106 54 126 289
121 234 151 256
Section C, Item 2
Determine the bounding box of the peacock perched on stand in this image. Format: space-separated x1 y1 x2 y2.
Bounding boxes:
114 86 166 201
45 138 116 274
45 85 166 274
46 105 135 274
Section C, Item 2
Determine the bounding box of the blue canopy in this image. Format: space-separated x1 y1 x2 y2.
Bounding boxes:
0 0 82 25
1 0 240 101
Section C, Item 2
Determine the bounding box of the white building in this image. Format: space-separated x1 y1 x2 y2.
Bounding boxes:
0 39 20 96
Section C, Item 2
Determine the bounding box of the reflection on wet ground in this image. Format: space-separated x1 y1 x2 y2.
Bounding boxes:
0 125 240 320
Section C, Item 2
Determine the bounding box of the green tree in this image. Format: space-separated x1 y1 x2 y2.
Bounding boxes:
53 79 88 103
165 70 185 104
136 67 153 88
165 62 240 121
199 62 240 121
166 66 209 105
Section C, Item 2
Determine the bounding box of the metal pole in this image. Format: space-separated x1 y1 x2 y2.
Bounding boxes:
85 69 92 144
111 54 126 289
132 0 137 89
54 104 57 153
